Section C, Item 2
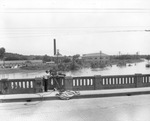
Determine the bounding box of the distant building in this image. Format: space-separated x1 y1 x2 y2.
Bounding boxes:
46 61 55 64
0 60 43 69
0 60 42 65
82 52 110 64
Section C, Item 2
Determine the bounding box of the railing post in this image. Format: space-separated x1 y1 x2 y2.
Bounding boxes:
0 79 2 94
64 76 73 90
0 78 10 94
135 73 143 87
94 75 103 90
34 77 43 93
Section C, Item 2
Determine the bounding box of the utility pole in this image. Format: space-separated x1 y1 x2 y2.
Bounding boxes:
57 49 59 66
54 39 56 55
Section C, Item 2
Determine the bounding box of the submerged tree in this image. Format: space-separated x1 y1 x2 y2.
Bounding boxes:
146 55 150 61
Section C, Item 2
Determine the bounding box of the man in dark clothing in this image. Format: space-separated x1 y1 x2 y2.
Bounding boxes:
43 70 50 92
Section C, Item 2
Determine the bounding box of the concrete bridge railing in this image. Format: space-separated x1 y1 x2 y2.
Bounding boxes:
65 74 150 91
0 73 150 94
0 78 43 94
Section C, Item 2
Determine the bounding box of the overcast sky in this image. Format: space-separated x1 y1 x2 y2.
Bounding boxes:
0 0 150 56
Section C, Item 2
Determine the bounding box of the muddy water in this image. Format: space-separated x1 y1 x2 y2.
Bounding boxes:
0 60 150 79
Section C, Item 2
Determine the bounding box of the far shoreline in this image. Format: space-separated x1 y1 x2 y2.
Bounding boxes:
0 68 45 74
0 59 144 74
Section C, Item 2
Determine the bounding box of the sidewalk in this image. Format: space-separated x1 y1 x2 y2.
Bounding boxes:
1 87 150 103
1 93 150 121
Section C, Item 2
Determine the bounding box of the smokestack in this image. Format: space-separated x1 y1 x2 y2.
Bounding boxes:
54 39 56 55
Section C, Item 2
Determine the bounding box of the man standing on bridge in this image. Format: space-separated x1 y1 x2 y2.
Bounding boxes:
43 70 50 92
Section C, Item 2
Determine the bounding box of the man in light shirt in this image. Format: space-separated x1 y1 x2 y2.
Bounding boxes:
43 70 50 92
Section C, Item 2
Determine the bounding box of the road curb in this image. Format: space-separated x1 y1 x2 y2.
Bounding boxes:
1 90 150 103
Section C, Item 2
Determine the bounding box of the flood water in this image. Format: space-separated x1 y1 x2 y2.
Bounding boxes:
0 60 150 79
66 60 150 77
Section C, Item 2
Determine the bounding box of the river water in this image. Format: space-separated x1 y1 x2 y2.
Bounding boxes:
0 60 150 79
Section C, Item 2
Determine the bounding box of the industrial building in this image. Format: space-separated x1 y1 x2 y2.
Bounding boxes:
82 52 110 64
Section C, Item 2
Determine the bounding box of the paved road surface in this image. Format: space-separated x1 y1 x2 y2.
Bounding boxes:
1 94 150 121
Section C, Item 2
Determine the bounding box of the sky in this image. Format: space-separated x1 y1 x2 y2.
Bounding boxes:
0 0 150 56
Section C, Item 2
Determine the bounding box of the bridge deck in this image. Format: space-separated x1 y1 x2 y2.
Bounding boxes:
1 92 150 121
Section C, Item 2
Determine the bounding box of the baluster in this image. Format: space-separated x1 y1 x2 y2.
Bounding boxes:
78 79 81 86
120 78 122 84
30 81 33 88
28 81 29 88
122 78 124 84
87 79 89 85
80 79 82 86
90 79 93 85
132 77 134 84
131 77 134 84
76 79 79 86
128 77 130 84
142 77 145 83
146 76 148 83
11 82 14 89
109 78 111 85
73 79 75 86
20 81 22 88
106 78 108 85
104 78 106 85
29 81 31 88
116 78 118 84
143 77 145 83
84 79 86 86
118 78 120 84
113 78 115 85
51 79 53 85
62 78 64 85
15 82 18 89
112 78 114 85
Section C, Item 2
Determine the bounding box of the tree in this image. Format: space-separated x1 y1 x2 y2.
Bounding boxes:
42 54 51 62
73 54 80 59
146 55 150 61
62 57 71 63
0 47 5 60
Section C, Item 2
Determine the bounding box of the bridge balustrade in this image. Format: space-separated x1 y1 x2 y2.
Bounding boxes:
100 75 136 89
0 78 43 94
140 74 150 87
66 74 150 91
9 79 35 94
1 73 150 94
72 76 95 90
